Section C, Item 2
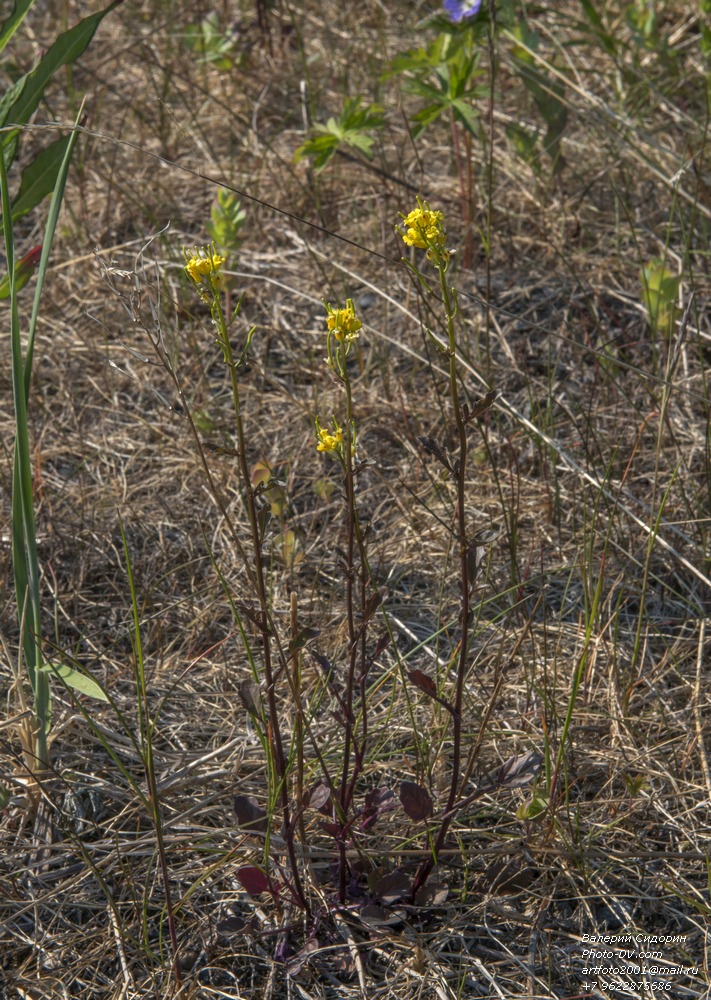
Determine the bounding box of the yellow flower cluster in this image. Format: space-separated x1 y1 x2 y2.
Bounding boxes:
326 299 362 342
184 246 225 285
316 427 343 453
401 206 447 253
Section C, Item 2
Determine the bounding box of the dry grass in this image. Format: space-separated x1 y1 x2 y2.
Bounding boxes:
1 1 710 997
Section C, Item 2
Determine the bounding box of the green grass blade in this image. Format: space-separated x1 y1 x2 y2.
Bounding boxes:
24 109 82 390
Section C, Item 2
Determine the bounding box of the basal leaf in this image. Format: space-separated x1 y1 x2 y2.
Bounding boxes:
236 865 271 896
233 793 268 833
399 780 433 822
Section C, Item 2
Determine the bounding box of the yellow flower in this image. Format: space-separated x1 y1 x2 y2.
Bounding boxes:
325 298 362 342
184 245 225 285
316 427 343 453
401 206 447 252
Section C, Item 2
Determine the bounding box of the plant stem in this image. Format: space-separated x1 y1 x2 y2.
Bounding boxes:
215 304 308 913
412 262 471 897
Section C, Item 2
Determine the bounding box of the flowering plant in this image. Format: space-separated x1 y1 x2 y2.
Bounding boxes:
443 0 483 23
184 244 225 292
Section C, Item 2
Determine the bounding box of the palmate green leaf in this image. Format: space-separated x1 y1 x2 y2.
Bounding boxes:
0 134 71 226
294 132 340 169
337 96 385 135
184 13 236 70
346 132 375 157
446 49 481 96
402 47 482 141
406 77 449 103
0 0 35 54
411 103 448 140
207 189 246 254
40 661 109 702
0 0 119 162
451 98 479 136
294 96 384 171
385 32 459 80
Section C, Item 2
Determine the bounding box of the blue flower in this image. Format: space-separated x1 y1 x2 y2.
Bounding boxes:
443 0 483 22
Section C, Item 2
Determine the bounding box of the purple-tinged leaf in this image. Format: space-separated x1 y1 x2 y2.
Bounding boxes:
418 436 453 473
360 902 405 929
375 869 411 905
485 751 543 790
289 627 320 655
361 785 395 831
482 858 537 894
362 587 388 625
311 650 334 680
274 934 291 964
233 793 268 833
235 602 273 635
407 670 455 715
238 679 262 717
216 914 247 934
415 880 449 906
399 781 433 822
303 781 331 812
372 632 391 658
463 388 499 424
407 669 437 697
236 865 270 896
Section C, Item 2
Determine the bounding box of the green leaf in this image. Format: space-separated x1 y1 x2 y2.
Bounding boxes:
511 26 568 171
451 98 479 136
506 122 540 172
640 258 680 336
207 188 246 255
346 131 374 156
516 794 549 821
294 132 339 169
579 0 617 57
411 103 447 139
294 96 384 171
0 1 119 158
41 661 109 702
0 244 41 298
184 13 236 69
1 134 72 226
0 0 36 54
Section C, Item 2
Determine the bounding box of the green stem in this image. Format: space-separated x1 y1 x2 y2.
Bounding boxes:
412 260 471 896
1 143 49 772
